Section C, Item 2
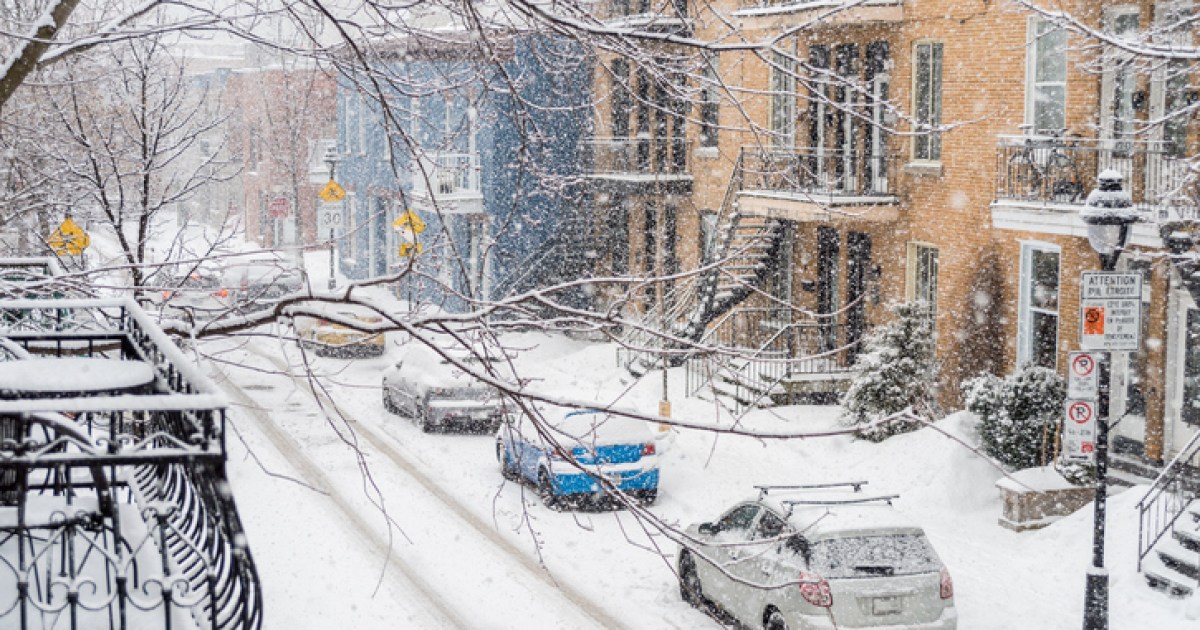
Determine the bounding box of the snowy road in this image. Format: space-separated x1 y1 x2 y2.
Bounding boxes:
211 339 629 630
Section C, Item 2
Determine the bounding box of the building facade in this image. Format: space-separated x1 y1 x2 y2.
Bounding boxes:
593 0 1200 468
333 30 591 310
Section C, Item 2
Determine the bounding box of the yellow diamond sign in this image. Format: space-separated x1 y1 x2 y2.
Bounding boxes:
319 179 346 203
48 217 90 255
392 209 426 234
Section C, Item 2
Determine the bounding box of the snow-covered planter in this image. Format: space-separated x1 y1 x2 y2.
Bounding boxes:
841 301 939 441
996 466 1095 532
963 366 1065 470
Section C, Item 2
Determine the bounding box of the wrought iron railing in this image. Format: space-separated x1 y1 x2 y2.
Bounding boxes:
606 0 688 20
585 136 691 177
685 307 859 407
995 135 1198 220
0 298 262 629
1137 431 1200 574
738 0 901 9
738 147 895 198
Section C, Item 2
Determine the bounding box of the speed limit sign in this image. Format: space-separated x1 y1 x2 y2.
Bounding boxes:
317 200 343 229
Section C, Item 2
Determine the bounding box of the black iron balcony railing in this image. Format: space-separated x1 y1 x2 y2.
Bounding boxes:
585 135 691 177
739 147 895 198
738 0 901 12
995 135 1198 220
608 0 688 20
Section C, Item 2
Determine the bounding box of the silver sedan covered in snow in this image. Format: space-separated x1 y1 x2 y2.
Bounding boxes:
381 343 504 432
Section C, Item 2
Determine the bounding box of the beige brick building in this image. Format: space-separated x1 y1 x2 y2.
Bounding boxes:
587 0 1200 469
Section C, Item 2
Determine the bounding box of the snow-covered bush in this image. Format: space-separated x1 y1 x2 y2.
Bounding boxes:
841 301 939 441
963 366 1065 470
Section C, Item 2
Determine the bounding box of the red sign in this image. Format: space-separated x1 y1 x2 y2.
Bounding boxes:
268 196 291 219
1068 401 1093 424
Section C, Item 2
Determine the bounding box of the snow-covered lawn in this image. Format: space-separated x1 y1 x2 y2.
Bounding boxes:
206 320 1200 630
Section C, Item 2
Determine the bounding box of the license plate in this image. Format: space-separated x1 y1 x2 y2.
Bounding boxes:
872 596 901 615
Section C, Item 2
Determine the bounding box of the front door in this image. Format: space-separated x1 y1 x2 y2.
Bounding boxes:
1110 259 1152 452
1165 282 1200 459
1099 7 1140 183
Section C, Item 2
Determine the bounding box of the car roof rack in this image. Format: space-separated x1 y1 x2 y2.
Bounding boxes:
755 481 868 501
781 494 900 516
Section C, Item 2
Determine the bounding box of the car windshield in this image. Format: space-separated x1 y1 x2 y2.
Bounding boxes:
809 533 940 579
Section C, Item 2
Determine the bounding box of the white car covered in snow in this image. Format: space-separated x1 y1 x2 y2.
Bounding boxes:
381 343 504 432
678 483 956 630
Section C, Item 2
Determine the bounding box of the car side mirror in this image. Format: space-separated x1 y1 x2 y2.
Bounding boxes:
698 522 720 536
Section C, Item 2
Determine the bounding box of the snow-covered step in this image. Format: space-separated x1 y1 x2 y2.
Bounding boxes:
1156 535 1200 581
1176 523 1200 553
1143 552 1196 598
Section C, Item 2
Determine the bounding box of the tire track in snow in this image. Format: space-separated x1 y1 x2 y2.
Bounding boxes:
241 345 624 629
212 364 470 630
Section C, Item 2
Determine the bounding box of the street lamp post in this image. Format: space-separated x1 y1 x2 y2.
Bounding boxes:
324 148 340 291
1078 170 1139 630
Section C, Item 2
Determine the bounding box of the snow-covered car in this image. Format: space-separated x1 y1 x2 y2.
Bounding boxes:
221 254 303 310
495 409 660 509
295 306 386 358
381 344 503 432
151 271 232 322
678 483 956 630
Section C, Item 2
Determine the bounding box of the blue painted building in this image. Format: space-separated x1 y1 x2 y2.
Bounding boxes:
333 31 591 311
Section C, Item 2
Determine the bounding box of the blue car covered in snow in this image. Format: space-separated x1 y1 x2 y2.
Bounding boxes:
495 409 660 508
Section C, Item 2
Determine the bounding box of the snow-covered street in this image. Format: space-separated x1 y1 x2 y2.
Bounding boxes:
209 320 1199 629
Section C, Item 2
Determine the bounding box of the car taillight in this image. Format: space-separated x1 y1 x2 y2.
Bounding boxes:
641 442 656 456
940 567 954 599
161 290 173 300
798 571 833 608
213 288 229 298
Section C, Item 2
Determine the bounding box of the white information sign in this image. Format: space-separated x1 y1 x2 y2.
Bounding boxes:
317 200 343 234
1063 399 1097 463
1080 272 1142 351
1067 351 1099 400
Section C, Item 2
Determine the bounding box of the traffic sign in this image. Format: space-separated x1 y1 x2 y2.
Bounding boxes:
1080 271 1142 351
48 217 90 255
319 179 346 203
1063 399 1097 463
317 200 343 231
1067 351 1099 400
393 209 426 234
268 196 291 219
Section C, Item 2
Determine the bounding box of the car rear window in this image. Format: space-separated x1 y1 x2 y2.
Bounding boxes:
809 533 941 579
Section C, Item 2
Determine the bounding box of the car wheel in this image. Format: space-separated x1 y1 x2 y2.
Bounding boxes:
497 442 518 481
764 608 788 630
679 551 705 607
537 470 561 511
419 411 435 433
637 489 658 506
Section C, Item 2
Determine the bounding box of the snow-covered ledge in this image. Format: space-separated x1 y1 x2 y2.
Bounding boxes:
996 466 1095 532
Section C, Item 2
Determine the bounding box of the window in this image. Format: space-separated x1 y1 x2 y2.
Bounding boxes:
698 54 720 148
906 242 939 317
611 58 631 138
716 505 760 533
1018 243 1060 368
912 41 943 161
770 47 797 148
247 126 260 173
1026 18 1068 133
752 510 788 540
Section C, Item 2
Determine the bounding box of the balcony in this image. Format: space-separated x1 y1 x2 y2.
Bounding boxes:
584 135 693 194
734 0 903 28
410 152 483 214
604 0 689 30
993 135 1199 234
735 147 900 223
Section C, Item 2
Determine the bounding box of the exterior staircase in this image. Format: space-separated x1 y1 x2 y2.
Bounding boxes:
620 152 786 377
1137 432 1200 598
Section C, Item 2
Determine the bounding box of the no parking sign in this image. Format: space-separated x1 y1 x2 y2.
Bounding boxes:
1063 399 1097 463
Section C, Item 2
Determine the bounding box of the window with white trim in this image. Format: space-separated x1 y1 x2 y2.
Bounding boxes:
1026 18 1068 133
906 242 939 318
912 41 943 162
699 54 720 148
770 47 796 148
1018 243 1060 368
